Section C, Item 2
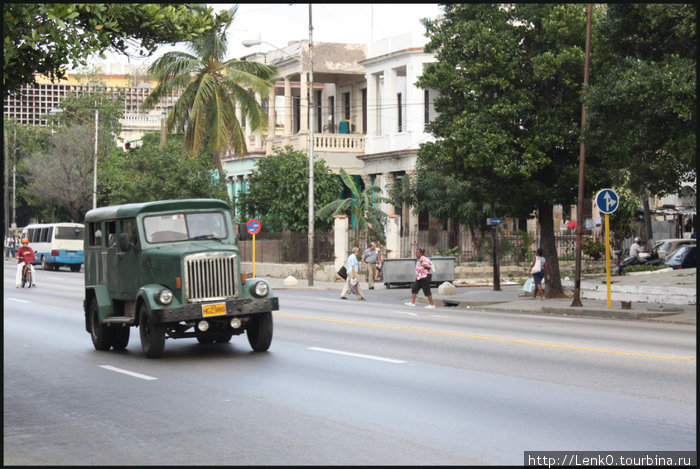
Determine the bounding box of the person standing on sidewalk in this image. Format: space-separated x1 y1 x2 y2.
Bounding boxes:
5 233 15 258
529 248 550 300
405 247 435 309
361 242 381 289
340 247 365 301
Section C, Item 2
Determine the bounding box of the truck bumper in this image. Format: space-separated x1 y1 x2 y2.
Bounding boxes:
152 297 279 324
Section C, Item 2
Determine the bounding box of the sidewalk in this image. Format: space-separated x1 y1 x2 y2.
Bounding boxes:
265 268 696 325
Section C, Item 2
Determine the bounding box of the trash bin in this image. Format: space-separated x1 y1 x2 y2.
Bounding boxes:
382 256 455 288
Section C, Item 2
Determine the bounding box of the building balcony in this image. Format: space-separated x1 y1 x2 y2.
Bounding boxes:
256 130 365 154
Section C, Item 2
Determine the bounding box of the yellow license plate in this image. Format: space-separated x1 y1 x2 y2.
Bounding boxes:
202 303 227 317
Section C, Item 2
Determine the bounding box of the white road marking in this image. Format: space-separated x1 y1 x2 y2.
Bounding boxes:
393 311 418 316
100 365 158 381
7 298 30 303
309 347 405 364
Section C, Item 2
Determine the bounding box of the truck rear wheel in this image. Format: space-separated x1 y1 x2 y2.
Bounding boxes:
246 312 273 351
139 304 165 358
112 327 130 350
90 298 112 351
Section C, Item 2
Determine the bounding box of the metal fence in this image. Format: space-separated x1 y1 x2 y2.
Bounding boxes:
237 231 334 263
236 229 591 265
399 231 590 265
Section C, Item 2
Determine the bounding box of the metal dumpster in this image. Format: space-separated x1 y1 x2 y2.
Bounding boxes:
382 256 455 288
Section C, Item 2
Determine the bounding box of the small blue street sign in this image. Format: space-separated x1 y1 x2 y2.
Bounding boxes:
595 189 619 214
246 219 261 235
487 218 503 226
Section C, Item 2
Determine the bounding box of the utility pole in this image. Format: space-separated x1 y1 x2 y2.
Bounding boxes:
12 126 17 228
92 107 99 210
571 4 593 307
3 131 8 237
307 3 315 286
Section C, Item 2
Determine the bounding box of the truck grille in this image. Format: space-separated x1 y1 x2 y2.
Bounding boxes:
184 253 238 303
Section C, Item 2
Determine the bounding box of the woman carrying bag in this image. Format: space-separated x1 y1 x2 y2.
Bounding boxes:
529 248 551 300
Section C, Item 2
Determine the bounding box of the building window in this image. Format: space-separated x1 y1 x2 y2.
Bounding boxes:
424 89 430 126
397 92 403 133
343 92 351 121
328 96 335 131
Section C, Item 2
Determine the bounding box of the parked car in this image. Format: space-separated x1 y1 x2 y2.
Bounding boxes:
664 245 696 270
654 238 696 260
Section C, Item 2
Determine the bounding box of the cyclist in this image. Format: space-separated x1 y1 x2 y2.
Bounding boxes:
15 238 37 288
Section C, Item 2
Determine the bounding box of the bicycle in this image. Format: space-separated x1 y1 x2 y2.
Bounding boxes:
20 262 33 288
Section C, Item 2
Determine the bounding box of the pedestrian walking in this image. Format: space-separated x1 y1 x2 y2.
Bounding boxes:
361 242 382 289
5 233 15 258
340 247 365 301
529 248 551 300
405 247 435 308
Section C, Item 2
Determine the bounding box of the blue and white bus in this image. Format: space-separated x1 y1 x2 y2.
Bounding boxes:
21 223 84 272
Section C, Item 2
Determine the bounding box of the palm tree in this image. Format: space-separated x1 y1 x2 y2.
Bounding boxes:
141 5 277 183
316 168 391 246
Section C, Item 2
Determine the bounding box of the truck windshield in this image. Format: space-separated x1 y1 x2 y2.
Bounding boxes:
143 212 227 243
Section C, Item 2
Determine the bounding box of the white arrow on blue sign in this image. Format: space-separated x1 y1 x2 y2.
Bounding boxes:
487 218 503 226
595 189 619 214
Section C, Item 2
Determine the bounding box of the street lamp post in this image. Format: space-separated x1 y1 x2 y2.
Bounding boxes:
307 4 315 286
242 7 316 285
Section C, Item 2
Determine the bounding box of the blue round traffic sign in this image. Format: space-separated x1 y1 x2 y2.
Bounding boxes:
595 189 619 214
246 219 261 235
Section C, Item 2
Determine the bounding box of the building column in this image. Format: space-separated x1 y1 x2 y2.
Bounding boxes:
404 170 419 237
267 94 275 155
382 172 396 217
299 71 308 134
284 77 292 146
386 215 399 259
334 215 349 272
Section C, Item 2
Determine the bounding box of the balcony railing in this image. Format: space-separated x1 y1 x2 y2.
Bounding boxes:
260 132 365 154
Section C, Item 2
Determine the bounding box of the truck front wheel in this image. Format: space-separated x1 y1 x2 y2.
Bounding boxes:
246 312 273 352
139 304 165 358
90 298 112 351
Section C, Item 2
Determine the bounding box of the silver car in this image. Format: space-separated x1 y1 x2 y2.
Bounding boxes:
653 238 696 260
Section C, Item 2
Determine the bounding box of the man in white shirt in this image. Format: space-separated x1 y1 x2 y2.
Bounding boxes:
340 247 365 300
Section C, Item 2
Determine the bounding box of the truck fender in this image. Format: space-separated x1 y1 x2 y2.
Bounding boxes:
84 285 112 332
135 284 184 326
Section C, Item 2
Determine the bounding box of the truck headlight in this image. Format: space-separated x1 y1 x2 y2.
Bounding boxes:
156 288 173 305
252 280 269 298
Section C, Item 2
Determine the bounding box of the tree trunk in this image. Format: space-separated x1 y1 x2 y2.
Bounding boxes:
641 188 653 250
212 150 227 189
538 203 564 298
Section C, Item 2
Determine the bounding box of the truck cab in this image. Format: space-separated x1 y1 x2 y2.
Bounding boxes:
83 199 278 358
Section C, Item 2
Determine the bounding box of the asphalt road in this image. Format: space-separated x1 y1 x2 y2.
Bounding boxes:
3 263 696 465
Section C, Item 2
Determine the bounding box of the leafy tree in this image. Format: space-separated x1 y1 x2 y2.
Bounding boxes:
22 125 95 222
99 132 229 205
141 5 277 183
4 119 53 226
316 168 390 246
3 3 219 97
416 4 614 297
585 4 696 247
236 146 341 233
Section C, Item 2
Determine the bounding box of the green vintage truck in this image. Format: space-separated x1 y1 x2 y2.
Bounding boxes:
83 199 279 358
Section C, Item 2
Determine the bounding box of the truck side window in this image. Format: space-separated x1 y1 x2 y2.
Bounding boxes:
106 221 117 248
89 223 102 247
119 219 138 252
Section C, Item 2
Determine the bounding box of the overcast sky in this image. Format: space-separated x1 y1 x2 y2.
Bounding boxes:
93 3 443 69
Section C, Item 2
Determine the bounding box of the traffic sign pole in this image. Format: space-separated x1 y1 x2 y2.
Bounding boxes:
246 219 262 278
595 189 619 309
605 214 611 308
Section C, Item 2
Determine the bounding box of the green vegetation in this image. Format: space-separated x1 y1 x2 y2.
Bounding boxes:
4 4 220 97
235 146 341 233
141 6 277 183
316 168 390 246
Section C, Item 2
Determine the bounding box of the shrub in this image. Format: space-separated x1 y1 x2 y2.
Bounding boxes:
582 238 605 260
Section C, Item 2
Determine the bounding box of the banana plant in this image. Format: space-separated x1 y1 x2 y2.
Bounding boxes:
316 168 391 246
